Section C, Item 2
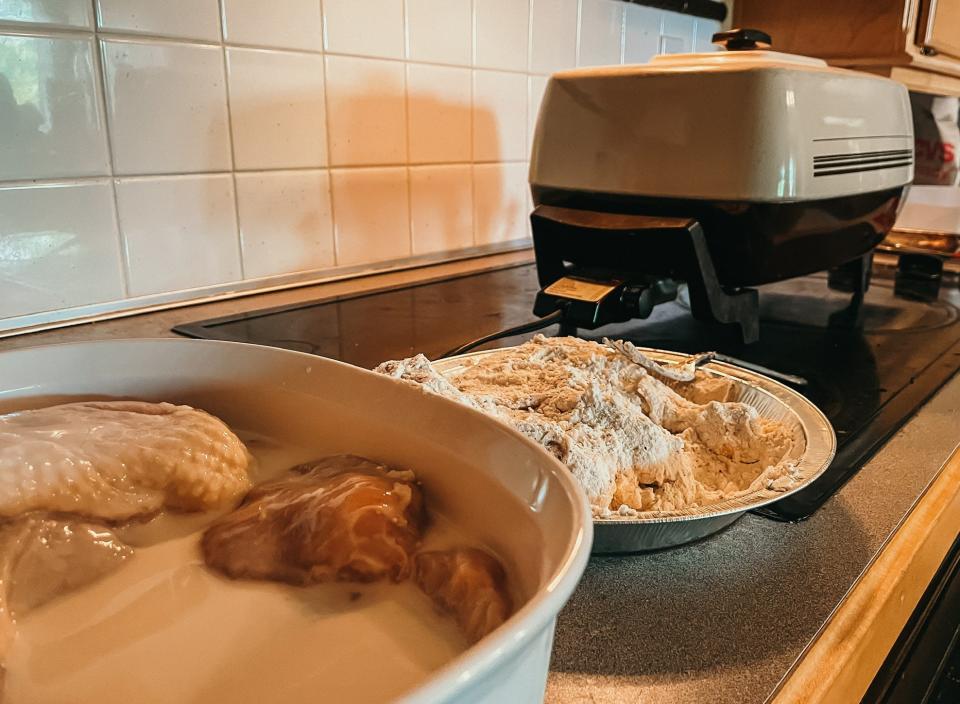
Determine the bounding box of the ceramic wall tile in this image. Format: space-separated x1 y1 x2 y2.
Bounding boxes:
324 0 405 59
227 48 327 170
0 35 109 180
325 55 407 166
578 0 624 67
661 10 694 54
474 0 529 71
694 17 722 53
406 0 471 65
474 162 529 245
0 181 123 318
473 70 527 162
0 0 92 29
330 167 410 266
116 175 241 296
624 4 662 64
409 164 473 254
529 0 578 74
102 39 231 174
221 0 323 51
236 170 335 278
96 0 221 41
407 63 471 164
527 75 548 153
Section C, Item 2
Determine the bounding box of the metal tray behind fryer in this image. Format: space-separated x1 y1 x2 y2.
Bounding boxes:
434 346 836 553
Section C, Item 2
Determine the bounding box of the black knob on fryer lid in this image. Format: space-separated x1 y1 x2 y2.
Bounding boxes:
712 28 772 51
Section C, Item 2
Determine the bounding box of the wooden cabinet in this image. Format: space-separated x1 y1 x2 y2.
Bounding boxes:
735 0 960 95
918 0 960 61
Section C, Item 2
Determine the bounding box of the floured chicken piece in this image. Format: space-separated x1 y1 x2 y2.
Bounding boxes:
0 401 252 521
203 455 426 585
414 548 512 644
376 336 803 516
0 515 132 666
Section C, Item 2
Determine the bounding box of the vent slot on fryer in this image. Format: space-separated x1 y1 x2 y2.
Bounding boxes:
813 148 913 177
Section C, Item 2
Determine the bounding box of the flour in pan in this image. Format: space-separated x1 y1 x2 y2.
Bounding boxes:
375 336 802 517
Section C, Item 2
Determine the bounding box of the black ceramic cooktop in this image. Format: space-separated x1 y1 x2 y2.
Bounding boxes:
176 261 960 521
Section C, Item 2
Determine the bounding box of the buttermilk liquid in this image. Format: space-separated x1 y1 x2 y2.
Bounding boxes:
5 433 471 704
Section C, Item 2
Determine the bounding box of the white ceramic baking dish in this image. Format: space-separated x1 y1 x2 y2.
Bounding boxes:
0 339 592 704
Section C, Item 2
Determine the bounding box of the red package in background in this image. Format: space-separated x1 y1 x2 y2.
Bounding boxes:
911 92 960 185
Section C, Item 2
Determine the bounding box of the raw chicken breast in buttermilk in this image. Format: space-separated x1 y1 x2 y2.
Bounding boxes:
0 401 252 521
0 515 132 672
414 548 512 644
203 455 426 585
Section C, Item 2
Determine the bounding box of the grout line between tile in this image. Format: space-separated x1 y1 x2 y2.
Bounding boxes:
470 0 477 67
401 7 414 259
90 9 132 298
0 161 532 189
0 24 556 75
469 8 479 250
469 2 478 247
0 25 93 40
575 0 583 67
620 0 627 64
217 0 245 280
401 0 410 61
318 0 340 267
319 0 329 51
525 0 534 75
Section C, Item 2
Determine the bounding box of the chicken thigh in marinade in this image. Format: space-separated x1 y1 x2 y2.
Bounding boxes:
0 401 252 521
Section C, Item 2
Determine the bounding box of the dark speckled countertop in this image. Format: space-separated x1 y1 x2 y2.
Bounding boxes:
546 368 959 702
2 252 958 704
551 359 960 702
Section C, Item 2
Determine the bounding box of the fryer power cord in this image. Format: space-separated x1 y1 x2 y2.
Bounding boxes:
438 308 566 359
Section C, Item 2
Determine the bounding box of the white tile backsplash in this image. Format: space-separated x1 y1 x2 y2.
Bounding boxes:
474 0 529 71
406 0 472 65
102 39 231 174
236 170 335 278
0 35 110 180
527 75 548 153
694 18 722 53
624 4 661 64
473 70 527 162
410 164 473 254
0 181 123 318
226 48 327 170
116 175 241 296
0 0 92 29
474 162 529 245
325 55 407 166
324 0 405 59
661 10 694 54
529 0 578 75
331 167 411 267
579 0 625 67
407 63 471 163
96 0 222 42
221 0 323 51
0 0 707 330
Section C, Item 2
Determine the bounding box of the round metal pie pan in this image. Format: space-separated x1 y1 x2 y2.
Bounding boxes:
434 345 836 553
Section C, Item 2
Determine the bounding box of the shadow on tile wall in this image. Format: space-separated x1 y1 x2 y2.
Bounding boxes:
233 91 508 268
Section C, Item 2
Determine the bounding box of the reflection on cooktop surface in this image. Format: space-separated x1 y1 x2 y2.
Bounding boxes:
176 261 960 521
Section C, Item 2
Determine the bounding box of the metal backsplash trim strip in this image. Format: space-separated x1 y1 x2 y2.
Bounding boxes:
0 241 533 339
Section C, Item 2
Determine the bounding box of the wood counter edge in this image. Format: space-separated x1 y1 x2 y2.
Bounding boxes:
771 443 960 704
